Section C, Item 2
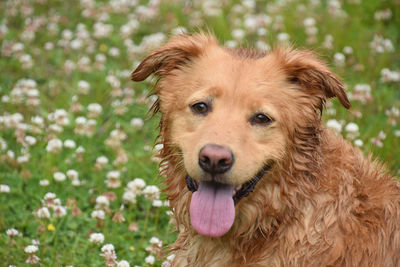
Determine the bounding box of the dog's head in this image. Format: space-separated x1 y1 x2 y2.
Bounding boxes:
132 33 350 237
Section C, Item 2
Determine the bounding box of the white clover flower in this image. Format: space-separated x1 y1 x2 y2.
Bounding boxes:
152 200 163 207
44 42 54 50
64 139 76 149
345 122 359 133
120 19 139 38
140 33 166 52
96 195 110 208
100 243 117 265
40 180 50 186
126 178 146 196
36 207 51 219
202 0 222 16
46 138 63 154
54 172 66 182
24 245 38 254
89 232 105 244
106 170 121 188
48 124 63 134
107 171 121 179
0 138 7 151
94 22 114 38
24 136 37 146
143 185 160 200
6 150 15 159
231 29 245 41
343 46 353 55
101 243 115 253
53 205 67 217
70 39 83 50
149 237 162 247
91 210 106 220
20 54 33 69
44 192 56 200
72 179 82 186
75 116 87 125
123 191 137 204
6 228 19 237
378 131 387 140
66 169 79 180
326 119 342 134
77 80 90 94
64 60 76 72
96 156 109 165
117 260 130 267
243 15 258 32
333 52 345 67
145 255 155 265
26 254 40 264
88 103 103 118
345 122 359 140
53 109 70 126
380 68 400 83
53 198 62 206
374 9 392 21
0 184 10 193
106 74 121 88
303 17 316 27
354 84 371 93
370 35 395 53
62 29 73 40
109 47 120 57
76 146 85 154
130 118 144 128
171 26 187 36
17 154 30 164
354 139 363 147
277 32 290 43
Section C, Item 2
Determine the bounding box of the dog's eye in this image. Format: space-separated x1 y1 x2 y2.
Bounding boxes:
191 102 209 115
251 113 273 125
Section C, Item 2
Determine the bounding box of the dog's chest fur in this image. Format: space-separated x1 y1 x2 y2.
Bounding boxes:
169 131 400 267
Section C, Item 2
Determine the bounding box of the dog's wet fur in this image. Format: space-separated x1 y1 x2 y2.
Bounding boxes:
132 33 400 266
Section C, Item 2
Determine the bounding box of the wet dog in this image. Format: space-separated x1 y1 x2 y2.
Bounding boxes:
131 33 400 266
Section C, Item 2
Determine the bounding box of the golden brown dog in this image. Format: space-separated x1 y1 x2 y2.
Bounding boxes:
131 33 400 267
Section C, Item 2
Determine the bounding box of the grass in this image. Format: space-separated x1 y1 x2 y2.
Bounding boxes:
0 0 399 266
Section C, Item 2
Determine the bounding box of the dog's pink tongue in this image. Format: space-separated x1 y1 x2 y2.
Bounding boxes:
190 181 235 237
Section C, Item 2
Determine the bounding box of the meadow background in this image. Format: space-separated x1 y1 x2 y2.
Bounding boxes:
0 0 399 266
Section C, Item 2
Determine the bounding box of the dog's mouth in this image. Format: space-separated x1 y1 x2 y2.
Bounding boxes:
185 162 273 237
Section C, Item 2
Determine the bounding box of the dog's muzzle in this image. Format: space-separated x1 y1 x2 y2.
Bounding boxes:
185 162 273 204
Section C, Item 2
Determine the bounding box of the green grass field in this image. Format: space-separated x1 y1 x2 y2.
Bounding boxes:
0 0 399 266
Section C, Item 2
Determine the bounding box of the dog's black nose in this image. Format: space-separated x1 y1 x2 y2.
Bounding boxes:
198 144 234 174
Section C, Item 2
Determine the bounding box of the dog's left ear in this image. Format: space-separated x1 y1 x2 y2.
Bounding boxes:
280 49 351 110
131 33 217 81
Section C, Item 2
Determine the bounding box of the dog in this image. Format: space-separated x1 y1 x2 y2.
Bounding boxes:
131 33 400 266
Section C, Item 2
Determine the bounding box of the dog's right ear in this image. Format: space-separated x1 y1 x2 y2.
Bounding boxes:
131 33 216 81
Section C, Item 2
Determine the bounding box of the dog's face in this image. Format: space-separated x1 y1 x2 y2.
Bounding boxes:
132 33 350 237
166 49 289 187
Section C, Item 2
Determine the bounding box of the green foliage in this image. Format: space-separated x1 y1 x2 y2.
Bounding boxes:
0 0 399 266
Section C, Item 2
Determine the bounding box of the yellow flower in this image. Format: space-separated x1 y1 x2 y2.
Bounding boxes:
47 224 56 231
99 44 107 52
129 246 135 251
